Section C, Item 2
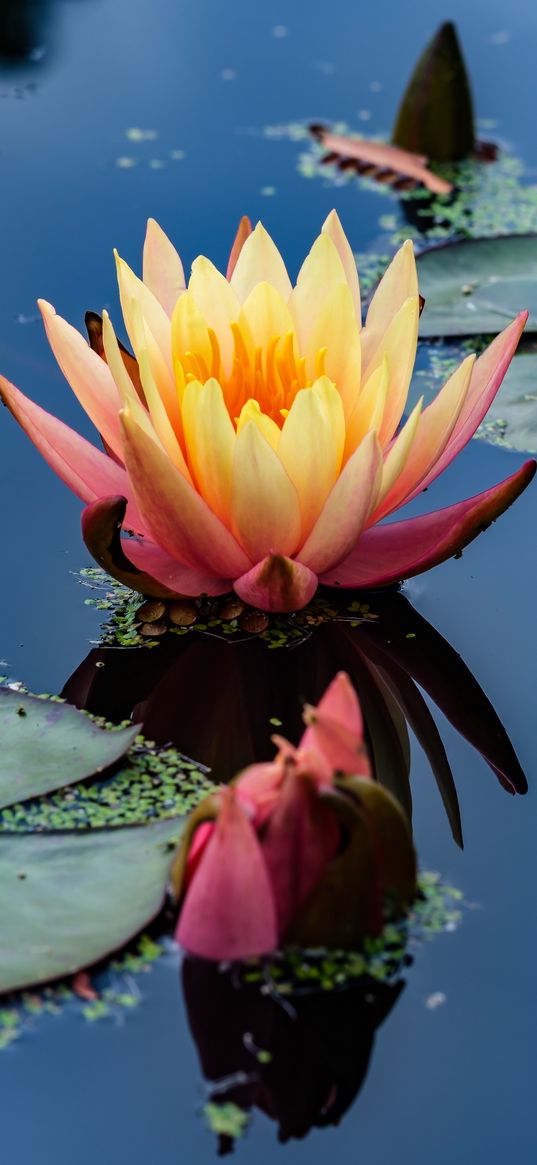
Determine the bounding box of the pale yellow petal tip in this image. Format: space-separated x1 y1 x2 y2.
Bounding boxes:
322 208 343 232
37 298 55 318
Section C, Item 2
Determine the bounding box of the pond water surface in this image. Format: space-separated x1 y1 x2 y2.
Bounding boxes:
0 1 536 1162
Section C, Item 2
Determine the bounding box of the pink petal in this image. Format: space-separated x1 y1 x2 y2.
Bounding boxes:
301 672 364 745
261 770 340 938
126 538 231 596
234 761 286 827
38 300 124 461
300 708 372 778
405 312 527 503
233 555 318 613
176 787 278 960
0 375 144 534
226 215 253 280
82 495 228 598
319 460 536 588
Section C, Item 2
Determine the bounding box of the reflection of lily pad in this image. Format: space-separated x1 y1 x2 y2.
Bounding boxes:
417 236 537 336
0 689 139 811
0 817 181 993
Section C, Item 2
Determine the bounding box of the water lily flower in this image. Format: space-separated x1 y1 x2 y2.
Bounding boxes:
1 214 534 612
173 672 416 961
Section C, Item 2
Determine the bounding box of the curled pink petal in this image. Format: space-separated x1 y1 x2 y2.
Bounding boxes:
233 555 318 613
320 460 536 589
82 496 230 598
176 787 278 960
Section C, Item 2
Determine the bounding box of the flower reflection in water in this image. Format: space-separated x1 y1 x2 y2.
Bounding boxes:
182 955 405 1151
63 589 527 848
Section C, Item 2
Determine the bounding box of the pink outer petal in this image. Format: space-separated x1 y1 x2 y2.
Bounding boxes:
299 672 368 777
126 538 231 596
226 215 254 280
0 375 145 534
405 312 528 503
302 671 363 742
38 300 124 461
233 761 286 828
319 460 536 589
176 787 278 961
233 555 318 613
300 709 372 778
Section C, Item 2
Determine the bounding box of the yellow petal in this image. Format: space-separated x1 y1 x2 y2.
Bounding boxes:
231 423 301 561
344 358 388 462
115 250 173 374
289 232 347 351
171 289 213 375
303 282 361 421
115 250 180 432
120 406 251 578
298 430 382 573
102 310 156 443
278 377 344 539
239 282 294 351
182 377 236 523
375 397 423 507
189 256 241 375
363 296 419 446
236 399 281 450
322 210 361 323
130 299 191 478
143 219 185 317
362 239 418 367
230 222 292 303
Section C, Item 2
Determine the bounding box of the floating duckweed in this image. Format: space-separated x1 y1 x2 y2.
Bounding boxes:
203 1102 251 1140
237 872 463 995
0 735 213 833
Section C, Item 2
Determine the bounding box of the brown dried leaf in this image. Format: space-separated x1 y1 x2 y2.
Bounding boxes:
309 125 452 195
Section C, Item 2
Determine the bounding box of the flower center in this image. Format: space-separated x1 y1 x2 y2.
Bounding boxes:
177 325 328 429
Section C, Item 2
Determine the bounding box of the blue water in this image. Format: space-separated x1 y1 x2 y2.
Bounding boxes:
0 1 536 1161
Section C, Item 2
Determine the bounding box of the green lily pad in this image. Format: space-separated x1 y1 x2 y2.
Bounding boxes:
0 816 182 993
475 352 537 452
0 689 139 810
417 235 537 337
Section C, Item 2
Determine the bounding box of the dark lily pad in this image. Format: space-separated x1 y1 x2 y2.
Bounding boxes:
0 689 139 811
417 236 537 337
0 816 181 993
